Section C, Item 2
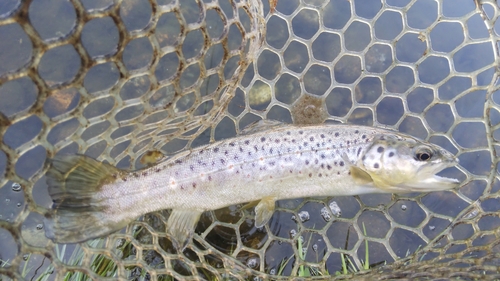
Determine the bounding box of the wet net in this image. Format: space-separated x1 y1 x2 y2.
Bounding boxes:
0 0 499 280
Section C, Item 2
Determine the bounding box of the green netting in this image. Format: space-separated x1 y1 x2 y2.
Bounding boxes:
0 0 499 280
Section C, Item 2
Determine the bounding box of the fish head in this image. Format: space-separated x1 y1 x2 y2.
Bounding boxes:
357 134 460 193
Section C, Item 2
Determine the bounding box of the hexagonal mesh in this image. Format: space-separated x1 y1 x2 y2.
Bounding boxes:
0 0 499 280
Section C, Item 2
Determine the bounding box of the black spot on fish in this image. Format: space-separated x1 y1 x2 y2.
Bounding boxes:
270 148 273 154
388 152 395 157
327 164 332 170
229 142 235 147
248 151 252 156
142 172 148 176
234 155 239 160
199 150 204 154
305 160 309 165
208 176 212 181
155 168 161 173
289 169 293 173
214 148 219 153
348 171 351 175
225 150 229 156
192 183 196 188
220 159 225 164
355 130 359 134
377 146 384 153
254 146 258 152
362 156 366 161
275 139 280 143
357 147 362 156
299 130 304 135
362 135 366 139
309 173 312 177
133 173 139 178
334 161 338 166
269 161 275 166
321 154 326 159
337 171 340 175
190 165 194 171
319 173 322 177
261 137 266 142
239 147 244 152
212 161 216 166
335 132 340 137
347 141 350 145
320 134 325 138
310 137 314 141
315 159 319 164
287 131 291 135
321 163 324 169
244 140 250 145
339 161 344 166
175 160 182 164
303 142 308 147
292 139 296 143
374 163 379 169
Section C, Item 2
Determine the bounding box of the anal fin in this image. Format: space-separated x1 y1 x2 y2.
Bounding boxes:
166 209 202 250
254 197 276 228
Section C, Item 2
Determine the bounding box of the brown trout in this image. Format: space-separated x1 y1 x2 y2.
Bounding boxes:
44 122 460 248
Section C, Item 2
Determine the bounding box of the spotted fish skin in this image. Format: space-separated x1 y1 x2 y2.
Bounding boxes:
117 125 381 212
43 123 459 245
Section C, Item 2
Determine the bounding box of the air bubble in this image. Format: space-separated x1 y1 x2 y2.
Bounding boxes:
290 229 297 238
429 225 436 231
23 254 29 261
329 201 342 217
312 244 318 252
36 224 43 230
401 204 407 211
246 257 258 268
5 198 10 203
297 211 310 222
269 268 276 275
16 203 21 207
11 183 21 192
320 207 332 221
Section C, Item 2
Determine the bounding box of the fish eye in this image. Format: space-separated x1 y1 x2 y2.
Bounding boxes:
415 147 433 161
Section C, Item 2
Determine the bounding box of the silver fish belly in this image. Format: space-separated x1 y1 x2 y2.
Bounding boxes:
43 123 459 248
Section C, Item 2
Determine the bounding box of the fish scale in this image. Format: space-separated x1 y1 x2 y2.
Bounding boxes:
43 123 459 247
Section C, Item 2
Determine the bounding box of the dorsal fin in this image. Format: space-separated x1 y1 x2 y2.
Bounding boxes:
239 119 286 136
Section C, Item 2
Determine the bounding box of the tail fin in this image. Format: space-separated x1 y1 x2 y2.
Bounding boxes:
44 155 127 244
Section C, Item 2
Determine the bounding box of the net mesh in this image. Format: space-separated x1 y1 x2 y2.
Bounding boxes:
0 0 499 280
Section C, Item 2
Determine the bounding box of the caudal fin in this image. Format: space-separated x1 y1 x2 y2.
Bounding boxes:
44 155 127 243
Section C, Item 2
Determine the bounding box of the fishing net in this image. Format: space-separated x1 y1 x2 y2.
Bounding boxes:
0 0 499 280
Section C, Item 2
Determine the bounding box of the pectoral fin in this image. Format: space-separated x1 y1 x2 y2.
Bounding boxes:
341 153 374 185
350 166 374 185
166 209 202 250
254 197 276 228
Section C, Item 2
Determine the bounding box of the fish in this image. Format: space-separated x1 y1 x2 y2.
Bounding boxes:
43 121 460 248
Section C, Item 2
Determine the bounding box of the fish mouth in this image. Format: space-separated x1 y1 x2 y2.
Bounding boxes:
402 158 460 192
